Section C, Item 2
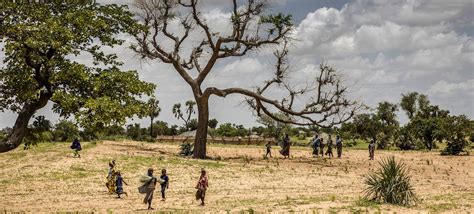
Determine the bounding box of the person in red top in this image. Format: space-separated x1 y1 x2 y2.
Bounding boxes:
195 168 209 206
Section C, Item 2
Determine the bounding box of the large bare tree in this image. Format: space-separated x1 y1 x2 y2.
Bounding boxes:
132 0 361 159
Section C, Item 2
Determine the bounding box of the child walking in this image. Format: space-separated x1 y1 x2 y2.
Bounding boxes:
116 171 128 198
70 138 81 158
265 141 272 158
195 168 208 206
160 169 169 201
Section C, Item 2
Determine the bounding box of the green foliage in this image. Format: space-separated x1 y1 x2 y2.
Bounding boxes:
147 97 161 137
24 116 53 148
52 119 79 142
32 116 52 132
0 2 154 134
150 120 176 136
398 92 450 150
208 118 218 129
259 13 293 36
126 123 146 141
172 100 196 131
256 114 293 139
442 115 472 155
364 156 417 206
179 142 193 156
187 118 198 131
215 123 248 137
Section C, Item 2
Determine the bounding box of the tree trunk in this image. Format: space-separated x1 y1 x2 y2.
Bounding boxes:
150 117 154 138
0 92 52 153
193 96 209 159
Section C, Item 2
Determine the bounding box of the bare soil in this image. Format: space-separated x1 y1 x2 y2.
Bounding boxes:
0 140 473 213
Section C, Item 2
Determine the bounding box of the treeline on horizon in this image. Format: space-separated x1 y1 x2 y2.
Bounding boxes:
0 91 473 155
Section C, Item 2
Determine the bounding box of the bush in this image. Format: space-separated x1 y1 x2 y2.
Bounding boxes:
179 142 193 156
53 120 80 142
364 156 417 206
441 115 472 155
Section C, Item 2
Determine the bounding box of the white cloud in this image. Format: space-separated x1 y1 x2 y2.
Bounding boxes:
1 0 473 129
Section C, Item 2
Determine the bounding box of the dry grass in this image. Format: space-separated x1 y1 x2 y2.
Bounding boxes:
0 140 473 213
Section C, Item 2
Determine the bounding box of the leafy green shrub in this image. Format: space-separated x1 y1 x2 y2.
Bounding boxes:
364 156 417 206
179 142 193 156
441 115 472 155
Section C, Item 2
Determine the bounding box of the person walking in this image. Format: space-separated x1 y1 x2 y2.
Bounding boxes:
325 135 334 158
336 135 343 158
139 168 157 210
195 168 209 206
369 139 376 160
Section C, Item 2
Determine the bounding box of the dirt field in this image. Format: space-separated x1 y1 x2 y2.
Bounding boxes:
0 140 473 213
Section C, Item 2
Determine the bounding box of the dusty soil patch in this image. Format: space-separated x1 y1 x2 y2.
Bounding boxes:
0 140 473 213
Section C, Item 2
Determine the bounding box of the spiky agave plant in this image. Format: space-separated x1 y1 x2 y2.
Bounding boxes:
364 156 417 206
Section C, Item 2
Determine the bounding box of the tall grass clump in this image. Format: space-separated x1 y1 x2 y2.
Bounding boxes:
364 156 417 206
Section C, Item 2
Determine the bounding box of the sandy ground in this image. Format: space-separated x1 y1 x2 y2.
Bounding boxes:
0 140 473 213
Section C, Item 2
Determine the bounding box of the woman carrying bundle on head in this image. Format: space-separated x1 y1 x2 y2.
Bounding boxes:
139 168 159 210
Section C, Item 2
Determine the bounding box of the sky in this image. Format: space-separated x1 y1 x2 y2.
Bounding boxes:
0 0 473 129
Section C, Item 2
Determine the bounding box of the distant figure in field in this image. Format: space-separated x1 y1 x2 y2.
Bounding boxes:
311 134 320 157
195 168 209 206
139 168 158 210
160 169 169 201
336 135 343 158
115 171 128 198
70 138 81 158
279 133 291 159
106 160 117 193
265 141 272 158
369 139 376 160
325 135 334 158
319 138 325 157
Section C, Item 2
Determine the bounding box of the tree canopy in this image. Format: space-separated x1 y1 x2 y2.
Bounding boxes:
0 2 155 152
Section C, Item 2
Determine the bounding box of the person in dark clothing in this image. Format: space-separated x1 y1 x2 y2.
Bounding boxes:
369 139 376 160
265 141 272 158
279 134 291 159
160 169 169 201
319 138 325 157
116 171 128 198
325 135 334 158
311 134 320 157
336 135 343 158
70 138 81 158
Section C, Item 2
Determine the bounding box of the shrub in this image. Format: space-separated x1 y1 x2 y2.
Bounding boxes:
364 156 417 206
179 142 194 156
441 115 472 155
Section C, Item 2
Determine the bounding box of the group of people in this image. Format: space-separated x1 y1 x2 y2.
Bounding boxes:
265 133 376 160
310 134 344 158
105 160 208 210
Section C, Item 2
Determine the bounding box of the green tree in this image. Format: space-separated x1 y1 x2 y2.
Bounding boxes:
172 100 196 131
52 119 79 142
147 97 161 137
375 102 399 149
441 115 472 155
399 93 449 150
208 119 218 129
31 115 52 132
23 115 54 148
0 2 154 152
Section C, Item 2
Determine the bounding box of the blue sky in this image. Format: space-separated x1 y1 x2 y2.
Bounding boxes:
1 0 473 129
